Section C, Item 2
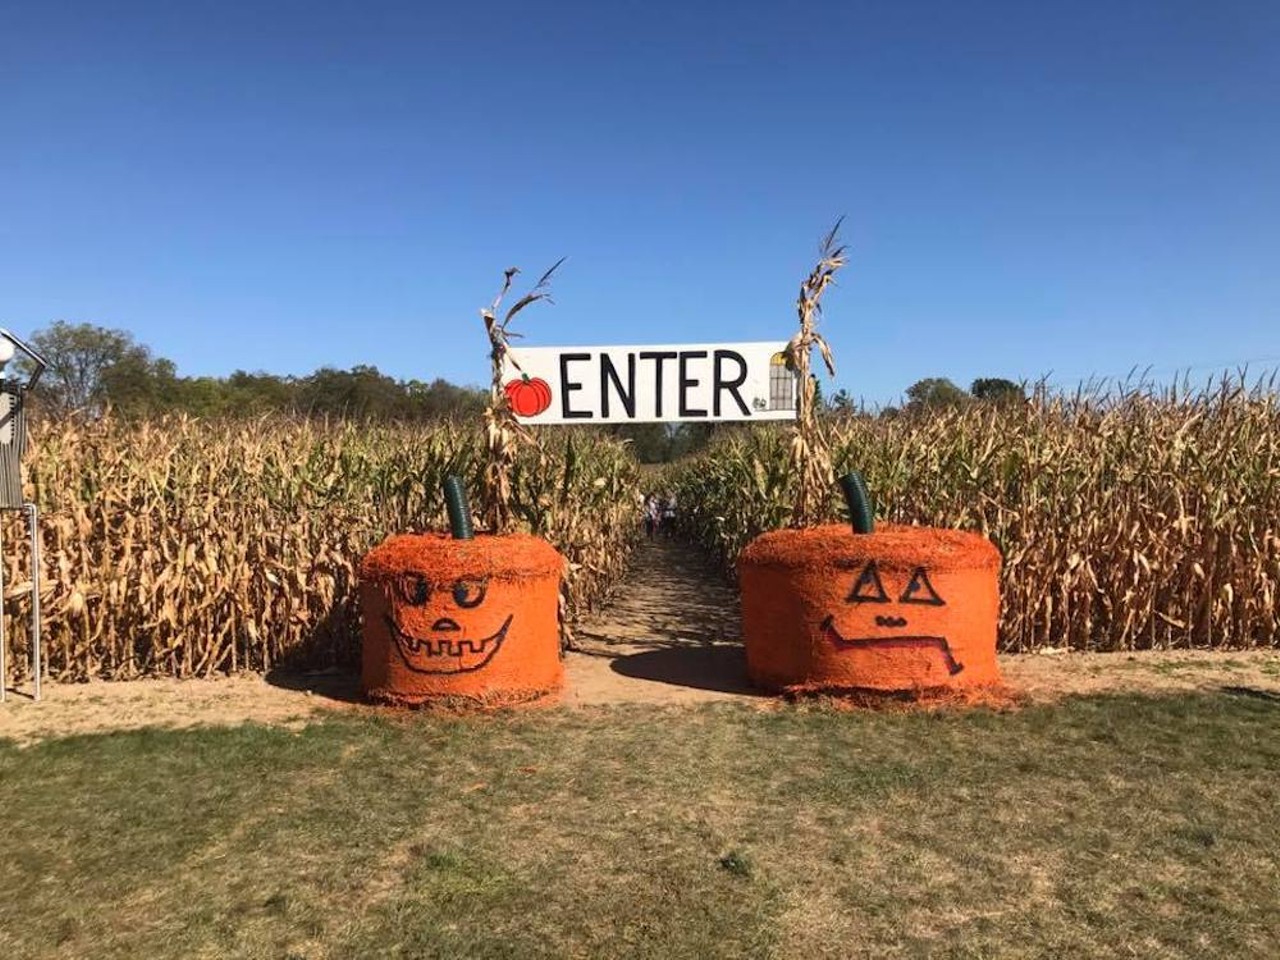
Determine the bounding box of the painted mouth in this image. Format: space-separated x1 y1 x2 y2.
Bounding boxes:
385 614 513 675
820 616 964 676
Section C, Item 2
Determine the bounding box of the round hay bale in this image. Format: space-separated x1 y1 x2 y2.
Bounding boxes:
738 524 1001 695
360 532 564 707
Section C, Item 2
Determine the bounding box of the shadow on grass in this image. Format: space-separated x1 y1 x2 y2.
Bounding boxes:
1220 685 1280 703
609 643 762 696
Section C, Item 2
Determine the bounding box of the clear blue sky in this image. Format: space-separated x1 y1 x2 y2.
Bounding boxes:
2 1 1277 405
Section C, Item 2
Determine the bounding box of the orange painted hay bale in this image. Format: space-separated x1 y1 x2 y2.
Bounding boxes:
360 532 564 706
738 523 1001 695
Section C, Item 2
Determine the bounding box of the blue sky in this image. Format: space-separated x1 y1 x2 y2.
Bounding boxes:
2 0 1277 406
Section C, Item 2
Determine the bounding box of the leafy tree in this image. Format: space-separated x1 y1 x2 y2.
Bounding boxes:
296 367 487 420
905 377 969 411
405 378 487 419
100 354 185 415
970 377 1026 404
21 321 157 417
297 365 409 419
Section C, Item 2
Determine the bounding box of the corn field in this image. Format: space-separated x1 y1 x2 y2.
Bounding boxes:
670 377 1280 652
1 416 641 681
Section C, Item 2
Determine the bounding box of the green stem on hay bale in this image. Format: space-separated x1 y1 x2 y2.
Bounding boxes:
839 470 875 534
443 475 474 540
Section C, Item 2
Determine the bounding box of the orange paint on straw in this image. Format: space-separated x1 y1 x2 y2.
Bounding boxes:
360 532 564 707
738 523 1002 695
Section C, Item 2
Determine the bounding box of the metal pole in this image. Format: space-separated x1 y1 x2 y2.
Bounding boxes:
27 502 40 701
0 519 6 704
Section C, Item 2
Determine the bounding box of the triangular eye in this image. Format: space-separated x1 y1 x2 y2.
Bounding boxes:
900 567 945 606
846 560 890 603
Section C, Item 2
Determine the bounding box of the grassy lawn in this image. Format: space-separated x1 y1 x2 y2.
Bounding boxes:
1 693 1278 958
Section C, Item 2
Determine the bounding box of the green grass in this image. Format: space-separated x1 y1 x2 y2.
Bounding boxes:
1 694 1278 958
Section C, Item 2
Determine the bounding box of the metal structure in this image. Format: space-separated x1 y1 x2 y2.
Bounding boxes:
0 329 46 703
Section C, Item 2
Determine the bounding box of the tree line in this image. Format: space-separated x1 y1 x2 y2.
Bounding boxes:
16 321 487 421
828 376 1026 418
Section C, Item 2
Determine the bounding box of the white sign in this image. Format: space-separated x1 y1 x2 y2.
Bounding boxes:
501 342 797 424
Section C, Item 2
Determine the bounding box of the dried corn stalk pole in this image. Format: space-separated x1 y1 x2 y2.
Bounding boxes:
479 259 564 533
786 219 847 527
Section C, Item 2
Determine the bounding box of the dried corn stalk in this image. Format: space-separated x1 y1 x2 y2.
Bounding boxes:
786 219 847 527
479 260 564 534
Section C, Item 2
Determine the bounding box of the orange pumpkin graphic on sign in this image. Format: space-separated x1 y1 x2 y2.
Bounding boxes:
504 374 553 417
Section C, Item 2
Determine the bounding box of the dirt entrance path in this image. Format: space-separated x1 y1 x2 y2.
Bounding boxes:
563 538 754 705
3 538 1279 744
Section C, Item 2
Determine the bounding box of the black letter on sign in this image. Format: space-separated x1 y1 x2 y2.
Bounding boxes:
600 353 636 419
639 350 677 418
559 352 592 420
713 349 750 417
678 351 709 418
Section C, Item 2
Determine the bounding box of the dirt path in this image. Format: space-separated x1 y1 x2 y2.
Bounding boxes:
563 538 753 705
2 538 1279 744
0 675 335 746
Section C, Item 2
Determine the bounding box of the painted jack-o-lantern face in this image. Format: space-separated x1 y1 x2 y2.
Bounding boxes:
385 573 513 674
821 560 963 675
737 523 1001 695
361 531 566 706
